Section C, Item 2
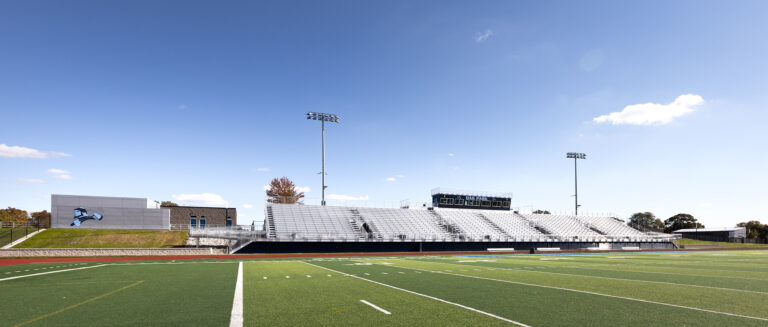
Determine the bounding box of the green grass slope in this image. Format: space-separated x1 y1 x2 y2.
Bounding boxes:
13 229 188 248
1 227 40 247
678 238 768 248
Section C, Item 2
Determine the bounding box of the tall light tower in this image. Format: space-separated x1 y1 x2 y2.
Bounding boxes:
307 112 340 206
566 152 586 215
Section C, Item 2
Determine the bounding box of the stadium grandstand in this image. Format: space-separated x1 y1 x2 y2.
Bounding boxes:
191 189 678 254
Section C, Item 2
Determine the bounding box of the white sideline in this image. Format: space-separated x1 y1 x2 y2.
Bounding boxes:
0 228 46 249
0 264 106 282
489 259 768 282
388 264 768 323
302 262 530 327
360 300 391 315
417 261 768 295
229 262 244 327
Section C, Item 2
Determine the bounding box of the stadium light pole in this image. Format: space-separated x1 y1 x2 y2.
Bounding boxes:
307 112 340 206
566 152 586 216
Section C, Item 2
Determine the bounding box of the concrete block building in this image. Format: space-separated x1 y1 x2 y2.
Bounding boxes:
51 194 170 230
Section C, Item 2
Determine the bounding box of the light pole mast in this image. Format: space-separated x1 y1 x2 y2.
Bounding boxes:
307 112 339 206
566 152 586 215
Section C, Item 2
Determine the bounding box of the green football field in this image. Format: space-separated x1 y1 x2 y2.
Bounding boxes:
2 250 768 326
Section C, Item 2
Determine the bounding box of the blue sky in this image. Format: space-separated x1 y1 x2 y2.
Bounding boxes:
2 1 767 227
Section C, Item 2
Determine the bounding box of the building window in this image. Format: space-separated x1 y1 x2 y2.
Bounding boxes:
190 217 197 227
439 198 447 205
226 218 232 227
446 198 454 205
200 219 206 228
481 200 491 207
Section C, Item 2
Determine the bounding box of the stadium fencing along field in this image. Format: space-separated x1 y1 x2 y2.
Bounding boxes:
1 250 768 326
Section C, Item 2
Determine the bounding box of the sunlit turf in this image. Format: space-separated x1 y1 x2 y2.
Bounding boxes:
1 250 767 326
679 238 768 248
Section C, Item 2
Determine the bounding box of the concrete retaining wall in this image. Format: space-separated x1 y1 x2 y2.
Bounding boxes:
0 248 226 257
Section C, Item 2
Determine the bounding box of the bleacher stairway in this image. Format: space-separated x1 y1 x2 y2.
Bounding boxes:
476 213 511 239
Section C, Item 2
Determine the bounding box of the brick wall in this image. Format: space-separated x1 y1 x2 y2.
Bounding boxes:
166 206 237 228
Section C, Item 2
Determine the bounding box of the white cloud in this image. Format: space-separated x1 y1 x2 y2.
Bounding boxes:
396 174 405 179
327 194 369 202
255 167 270 172
243 203 254 209
386 177 396 182
172 193 228 206
47 168 72 180
0 144 71 158
475 29 493 42
448 153 455 157
593 94 704 125
17 178 44 184
50 152 72 158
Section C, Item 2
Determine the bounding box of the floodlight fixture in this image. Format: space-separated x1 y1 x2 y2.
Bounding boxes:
306 112 340 205
566 152 587 215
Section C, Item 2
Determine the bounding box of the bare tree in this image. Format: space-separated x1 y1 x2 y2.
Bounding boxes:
265 177 305 204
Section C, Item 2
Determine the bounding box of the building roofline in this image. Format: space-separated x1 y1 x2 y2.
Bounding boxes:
162 205 236 210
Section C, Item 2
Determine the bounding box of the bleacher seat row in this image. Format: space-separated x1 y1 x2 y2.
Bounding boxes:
265 203 662 241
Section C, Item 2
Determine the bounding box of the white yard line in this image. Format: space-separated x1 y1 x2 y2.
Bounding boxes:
412 260 768 295
229 262 244 327
360 300 391 315
302 262 529 327
0 264 107 282
387 264 768 323
484 259 768 282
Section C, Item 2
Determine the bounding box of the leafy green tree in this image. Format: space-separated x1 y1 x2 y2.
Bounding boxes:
664 213 704 233
532 210 551 214
265 177 305 204
737 221 767 239
627 212 664 232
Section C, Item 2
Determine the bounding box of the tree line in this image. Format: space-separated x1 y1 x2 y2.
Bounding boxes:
0 207 51 226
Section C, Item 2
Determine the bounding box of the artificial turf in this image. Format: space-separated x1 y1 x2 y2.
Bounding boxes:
678 238 768 248
1 250 767 326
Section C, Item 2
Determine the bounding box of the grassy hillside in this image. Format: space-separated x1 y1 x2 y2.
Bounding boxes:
14 229 188 248
1 227 41 247
678 238 768 248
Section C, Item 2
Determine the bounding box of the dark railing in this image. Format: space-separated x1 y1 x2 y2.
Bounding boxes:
0 221 44 248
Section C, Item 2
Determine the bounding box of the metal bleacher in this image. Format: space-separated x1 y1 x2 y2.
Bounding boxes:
251 204 674 243
269 204 358 240
520 214 602 239
433 209 508 240
356 207 448 240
